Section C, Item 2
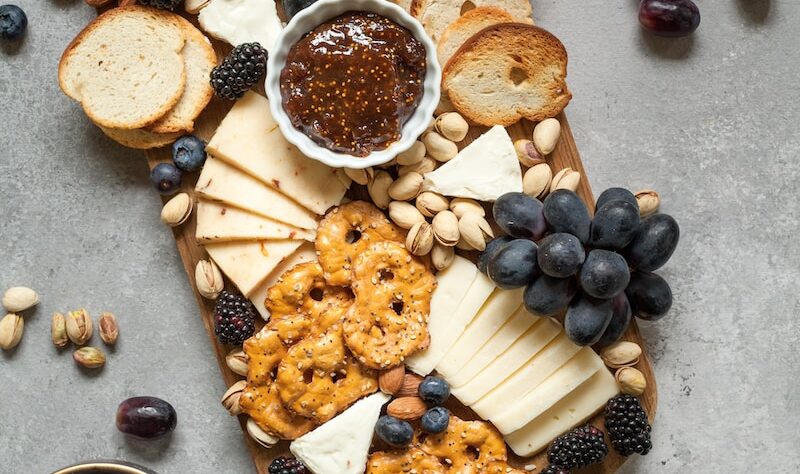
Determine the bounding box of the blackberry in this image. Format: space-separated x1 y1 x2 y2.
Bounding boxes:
540 466 570 474
210 42 268 100
214 290 256 345
268 456 307 474
605 394 652 456
137 0 183 11
547 424 608 470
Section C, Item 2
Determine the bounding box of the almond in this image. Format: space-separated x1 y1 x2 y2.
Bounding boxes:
379 365 405 395
387 397 427 421
397 373 423 397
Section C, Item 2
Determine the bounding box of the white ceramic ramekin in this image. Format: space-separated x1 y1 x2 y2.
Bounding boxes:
265 0 441 170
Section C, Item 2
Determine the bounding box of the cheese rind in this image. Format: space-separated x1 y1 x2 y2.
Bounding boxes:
196 200 315 243
290 392 390 474
422 125 522 201
490 347 604 434
204 239 302 296
405 257 480 376
505 369 620 457
207 92 350 215
435 288 523 378
195 156 318 230
248 243 318 320
198 0 283 53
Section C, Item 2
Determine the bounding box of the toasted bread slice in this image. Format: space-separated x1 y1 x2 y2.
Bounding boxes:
391 0 412 11
443 23 572 126
410 0 532 42
147 16 216 134
100 126 181 149
437 6 515 66
58 6 187 130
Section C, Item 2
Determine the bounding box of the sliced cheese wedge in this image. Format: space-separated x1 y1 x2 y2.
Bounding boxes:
207 91 350 215
470 332 582 420
491 347 605 434
451 318 561 405
422 125 522 201
290 392 390 474
248 243 318 320
204 239 302 296
196 200 315 243
405 256 480 376
505 369 620 457
195 156 318 230
435 288 523 378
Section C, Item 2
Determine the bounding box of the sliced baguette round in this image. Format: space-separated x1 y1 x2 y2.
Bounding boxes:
100 126 181 150
443 23 572 126
411 0 532 42
58 6 187 130
147 16 217 134
437 6 515 66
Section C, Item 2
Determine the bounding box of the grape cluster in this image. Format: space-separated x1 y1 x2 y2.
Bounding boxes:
482 188 679 347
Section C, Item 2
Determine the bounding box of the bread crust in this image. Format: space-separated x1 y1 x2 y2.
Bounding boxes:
100 126 181 149
411 0 532 42
442 23 572 126
437 6 515 66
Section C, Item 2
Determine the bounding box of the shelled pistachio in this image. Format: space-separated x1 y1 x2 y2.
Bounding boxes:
51 312 68 348
66 309 93 345
635 189 660 217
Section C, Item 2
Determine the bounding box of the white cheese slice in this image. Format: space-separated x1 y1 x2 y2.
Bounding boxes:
470 332 582 420
248 243 318 320
405 256 480 376
290 392 390 474
435 288 523 378
204 239 302 296
422 125 522 201
184 0 210 14
207 92 350 215
196 199 315 243
198 0 283 54
490 347 605 434
505 369 620 457
450 318 560 406
195 156 318 230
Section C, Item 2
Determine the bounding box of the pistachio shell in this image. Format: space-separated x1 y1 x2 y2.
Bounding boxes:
195 259 224 300
523 163 553 199
51 312 68 348
458 212 494 251
0 313 23 350
415 192 449 218
406 222 434 256
2 286 39 313
226 348 249 377
221 380 247 415
398 157 437 176
551 168 581 192
533 118 561 155
65 309 93 345
246 418 279 448
388 172 424 201
449 198 485 219
431 210 460 247
344 167 374 186
513 139 546 168
73 346 105 369
389 201 426 229
601 341 643 368
423 132 458 162
615 367 646 395
161 193 193 227
368 171 393 209
434 112 469 142
635 189 660 217
396 141 426 166
431 244 455 271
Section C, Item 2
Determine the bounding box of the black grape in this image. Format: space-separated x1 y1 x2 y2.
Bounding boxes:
590 200 641 250
493 192 547 240
543 189 591 243
595 293 632 348
523 275 578 316
579 249 630 299
626 272 673 321
595 187 638 212
565 294 613 346
477 236 513 274
487 239 539 289
625 213 680 271
537 233 586 278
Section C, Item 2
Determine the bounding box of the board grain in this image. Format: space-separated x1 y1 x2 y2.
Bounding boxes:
134 11 657 474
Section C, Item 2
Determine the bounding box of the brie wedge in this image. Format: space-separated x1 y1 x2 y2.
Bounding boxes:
198 0 283 53
290 392 390 474
422 125 522 201
195 200 314 243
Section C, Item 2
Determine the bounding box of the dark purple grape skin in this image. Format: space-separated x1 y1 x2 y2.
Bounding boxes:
595 188 638 213
579 250 630 299
590 200 641 251
116 397 177 439
624 213 680 271
626 272 673 321
537 233 586 278
565 294 614 346
493 193 547 240
543 189 591 244
639 0 701 37
477 236 514 274
487 239 539 289
523 275 578 316
595 293 632 348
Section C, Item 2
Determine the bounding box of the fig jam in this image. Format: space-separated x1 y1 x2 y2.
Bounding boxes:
281 12 426 157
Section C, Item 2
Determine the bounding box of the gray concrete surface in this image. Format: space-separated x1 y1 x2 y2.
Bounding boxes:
1 0 798 472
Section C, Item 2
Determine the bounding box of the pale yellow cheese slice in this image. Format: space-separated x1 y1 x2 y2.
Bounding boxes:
195 156 318 230
491 347 605 434
450 318 561 405
204 239 303 296
248 242 318 321
405 256 480 376
435 288 523 378
505 369 620 457
470 332 582 420
207 91 350 215
196 200 315 243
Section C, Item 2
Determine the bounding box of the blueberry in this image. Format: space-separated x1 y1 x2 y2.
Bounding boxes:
172 135 207 172
579 249 630 299
537 233 585 278
420 406 450 434
543 189 591 243
493 192 547 240
477 236 513 274
595 293 632 348
624 214 680 272
375 415 413 447
284 0 319 20
523 275 577 316
590 200 641 250
564 293 613 346
625 271 672 321
0 5 27 40
595 187 638 212
418 376 450 405
487 239 539 289
150 163 183 195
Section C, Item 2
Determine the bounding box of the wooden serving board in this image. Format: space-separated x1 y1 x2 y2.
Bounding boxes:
136 11 657 474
